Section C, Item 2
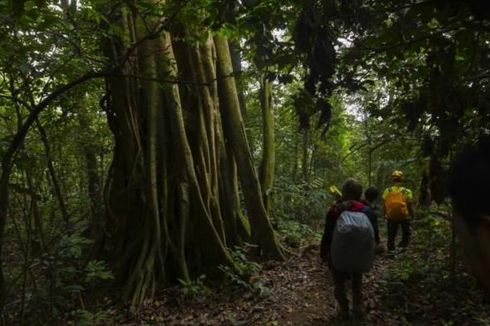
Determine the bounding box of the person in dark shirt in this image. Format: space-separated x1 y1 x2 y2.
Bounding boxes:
320 179 379 319
362 186 381 246
448 137 490 290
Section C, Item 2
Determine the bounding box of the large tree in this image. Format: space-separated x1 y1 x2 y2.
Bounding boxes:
0 0 285 308
99 0 283 304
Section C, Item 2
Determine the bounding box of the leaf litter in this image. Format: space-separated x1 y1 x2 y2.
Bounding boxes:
110 244 490 325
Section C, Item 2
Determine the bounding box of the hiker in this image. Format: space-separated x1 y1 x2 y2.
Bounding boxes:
448 137 490 290
362 186 381 246
320 179 378 320
383 171 414 253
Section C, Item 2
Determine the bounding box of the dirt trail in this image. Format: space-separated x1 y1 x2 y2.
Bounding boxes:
122 247 390 325
269 249 388 325
118 241 490 325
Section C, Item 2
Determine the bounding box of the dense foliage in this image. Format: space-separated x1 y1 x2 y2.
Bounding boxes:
0 0 487 323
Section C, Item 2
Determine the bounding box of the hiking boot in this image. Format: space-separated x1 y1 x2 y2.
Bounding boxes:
332 301 351 321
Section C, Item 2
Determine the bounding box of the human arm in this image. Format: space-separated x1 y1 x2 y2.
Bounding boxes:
372 210 380 245
320 205 339 262
404 188 415 220
364 206 380 245
382 188 389 219
407 201 415 220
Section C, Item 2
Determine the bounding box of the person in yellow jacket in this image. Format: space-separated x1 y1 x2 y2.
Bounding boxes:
383 171 414 252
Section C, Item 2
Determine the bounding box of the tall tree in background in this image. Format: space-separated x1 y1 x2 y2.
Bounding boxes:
253 28 276 213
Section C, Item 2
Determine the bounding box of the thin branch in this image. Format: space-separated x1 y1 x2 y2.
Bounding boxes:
344 141 370 160
343 135 397 161
0 95 30 108
1 71 106 174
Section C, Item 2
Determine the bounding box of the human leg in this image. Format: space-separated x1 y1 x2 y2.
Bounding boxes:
387 220 399 252
331 269 349 318
352 273 364 318
399 219 411 248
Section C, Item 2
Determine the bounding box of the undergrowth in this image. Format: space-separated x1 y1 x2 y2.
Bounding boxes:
377 208 490 325
3 227 115 325
219 246 271 298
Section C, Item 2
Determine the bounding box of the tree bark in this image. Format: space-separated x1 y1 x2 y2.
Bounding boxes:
259 75 275 213
214 35 283 259
302 129 310 184
100 8 246 304
229 42 247 119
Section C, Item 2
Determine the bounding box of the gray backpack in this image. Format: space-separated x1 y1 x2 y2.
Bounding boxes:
330 210 375 273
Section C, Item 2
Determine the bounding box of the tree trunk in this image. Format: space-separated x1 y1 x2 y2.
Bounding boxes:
292 136 299 182
100 7 251 305
259 75 275 213
158 30 235 278
214 35 283 259
198 37 250 246
229 42 254 153
302 129 309 184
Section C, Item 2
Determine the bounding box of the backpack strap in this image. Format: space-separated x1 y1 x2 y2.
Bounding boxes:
336 200 359 213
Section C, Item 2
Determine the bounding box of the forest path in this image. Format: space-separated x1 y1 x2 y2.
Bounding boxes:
120 239 490 325
125 246 391 325
268 248 389 325
117 209 490 326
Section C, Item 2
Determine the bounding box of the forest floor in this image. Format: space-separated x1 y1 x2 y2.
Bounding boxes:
105 218 490 325
116 245 381 325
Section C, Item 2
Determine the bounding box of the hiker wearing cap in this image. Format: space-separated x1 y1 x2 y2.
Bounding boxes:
383 171 414 253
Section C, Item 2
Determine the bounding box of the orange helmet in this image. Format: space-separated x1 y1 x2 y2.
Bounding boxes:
391 170 404 181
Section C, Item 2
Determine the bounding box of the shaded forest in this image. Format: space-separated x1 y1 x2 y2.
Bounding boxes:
0 0 489 324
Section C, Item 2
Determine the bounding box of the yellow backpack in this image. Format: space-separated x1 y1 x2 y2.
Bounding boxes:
385 187 409 220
